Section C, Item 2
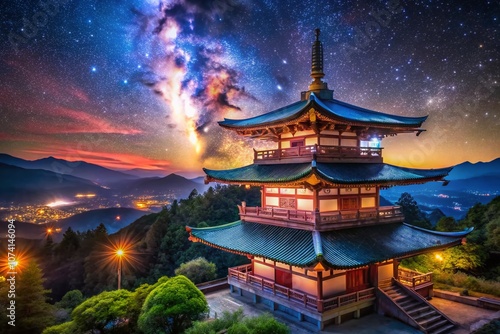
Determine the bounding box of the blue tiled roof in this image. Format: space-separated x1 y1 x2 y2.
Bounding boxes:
204 163 451 186
188 221 472 268
219 93 427 128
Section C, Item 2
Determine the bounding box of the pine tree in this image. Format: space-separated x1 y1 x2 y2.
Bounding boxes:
15 260 55 333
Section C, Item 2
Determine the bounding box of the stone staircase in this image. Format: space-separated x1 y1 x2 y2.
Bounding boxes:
379 279 456 334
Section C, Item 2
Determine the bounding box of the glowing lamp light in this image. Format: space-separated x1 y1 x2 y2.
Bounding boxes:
116 249 124 257
434 253 443 262
47 228 53 234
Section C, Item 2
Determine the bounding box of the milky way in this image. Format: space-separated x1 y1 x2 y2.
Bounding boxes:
0 0 498 176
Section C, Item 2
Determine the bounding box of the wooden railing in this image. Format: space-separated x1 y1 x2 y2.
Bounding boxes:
254 144 383 161
398 267 433 290
239 205 402 230
228 266 376 312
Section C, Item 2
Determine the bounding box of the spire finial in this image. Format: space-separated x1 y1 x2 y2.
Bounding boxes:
301 28 333 100
309 28 327 91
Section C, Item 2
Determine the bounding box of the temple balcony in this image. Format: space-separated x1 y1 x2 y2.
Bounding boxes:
238 205 403 231
253 144 383 164
228 264 376 314
397 267 434 298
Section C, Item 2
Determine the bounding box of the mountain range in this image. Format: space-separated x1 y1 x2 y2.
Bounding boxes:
382 158 500 218
0 162 107 203
0 153 137 185
0 154 208 204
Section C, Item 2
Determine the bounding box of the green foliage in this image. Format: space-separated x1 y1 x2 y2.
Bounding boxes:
42 321 79 334
138 275 208 334
439 244 488 272
434 271 500 297
127 276 169 333
56 290 84 310
396 192 428 226
485 216 500 251
71 289 132 333
56 227 80 258
14 260 55 333
175 257 217 284
435 216 460 232
186 309 289 334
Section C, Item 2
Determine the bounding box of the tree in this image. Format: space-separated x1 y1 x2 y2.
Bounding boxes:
15 260 55 333
485 217 500 252
436 217 460 232
71 289 132 333
55 227 80 258
396 192 422 225
395 193 432 228
440 244 488 272
56 289 84 310
138 275 208 334
127 276 169 333
175 257 217 284
42 321 79 334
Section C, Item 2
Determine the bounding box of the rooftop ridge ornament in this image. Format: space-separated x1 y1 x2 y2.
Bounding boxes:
302 28 334 100
310 28 325 85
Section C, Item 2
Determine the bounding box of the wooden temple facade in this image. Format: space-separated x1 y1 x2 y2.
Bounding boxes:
187 29 471 333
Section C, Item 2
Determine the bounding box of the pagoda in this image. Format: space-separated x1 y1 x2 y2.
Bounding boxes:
187 29 472 332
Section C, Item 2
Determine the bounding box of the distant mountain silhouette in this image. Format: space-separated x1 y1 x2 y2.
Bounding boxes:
422 208 446 226
0 163 107 203
0 220 46 240
56 207 147 236
120 173 208 199
190 176 206 184
0 208 147 240
0 154 137 185
124 168 167 178
448 158 500 180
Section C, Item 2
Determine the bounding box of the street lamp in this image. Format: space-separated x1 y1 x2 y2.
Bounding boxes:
116 249 124 289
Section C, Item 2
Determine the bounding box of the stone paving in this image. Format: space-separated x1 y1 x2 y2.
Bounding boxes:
206 289 500 333
429 297 500 333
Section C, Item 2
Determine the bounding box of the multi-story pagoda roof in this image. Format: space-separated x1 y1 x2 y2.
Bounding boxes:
219 93 427 139
187 222 472 269
204 162 451 188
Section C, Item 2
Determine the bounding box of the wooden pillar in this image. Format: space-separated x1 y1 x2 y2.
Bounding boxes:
316 270 323 312
278 136 282 158
313 188 319 211
393 259 400 279
260 186 264 208
369 264 378 287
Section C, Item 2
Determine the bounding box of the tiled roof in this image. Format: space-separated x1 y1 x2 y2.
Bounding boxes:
219 93 427 129
189 221 317 267
188 221 472 269
204 163 451 186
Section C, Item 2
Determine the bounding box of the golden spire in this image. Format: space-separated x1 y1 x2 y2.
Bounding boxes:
308 28 328 91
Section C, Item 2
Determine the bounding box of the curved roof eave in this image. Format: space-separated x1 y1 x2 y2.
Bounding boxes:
218 92 428 129
403 223 474 237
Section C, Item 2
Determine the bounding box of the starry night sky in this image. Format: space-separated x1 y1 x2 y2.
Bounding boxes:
1 0 499 177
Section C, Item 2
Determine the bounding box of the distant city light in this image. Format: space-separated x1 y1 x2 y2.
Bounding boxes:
46 200 74 208
75 193 96 198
